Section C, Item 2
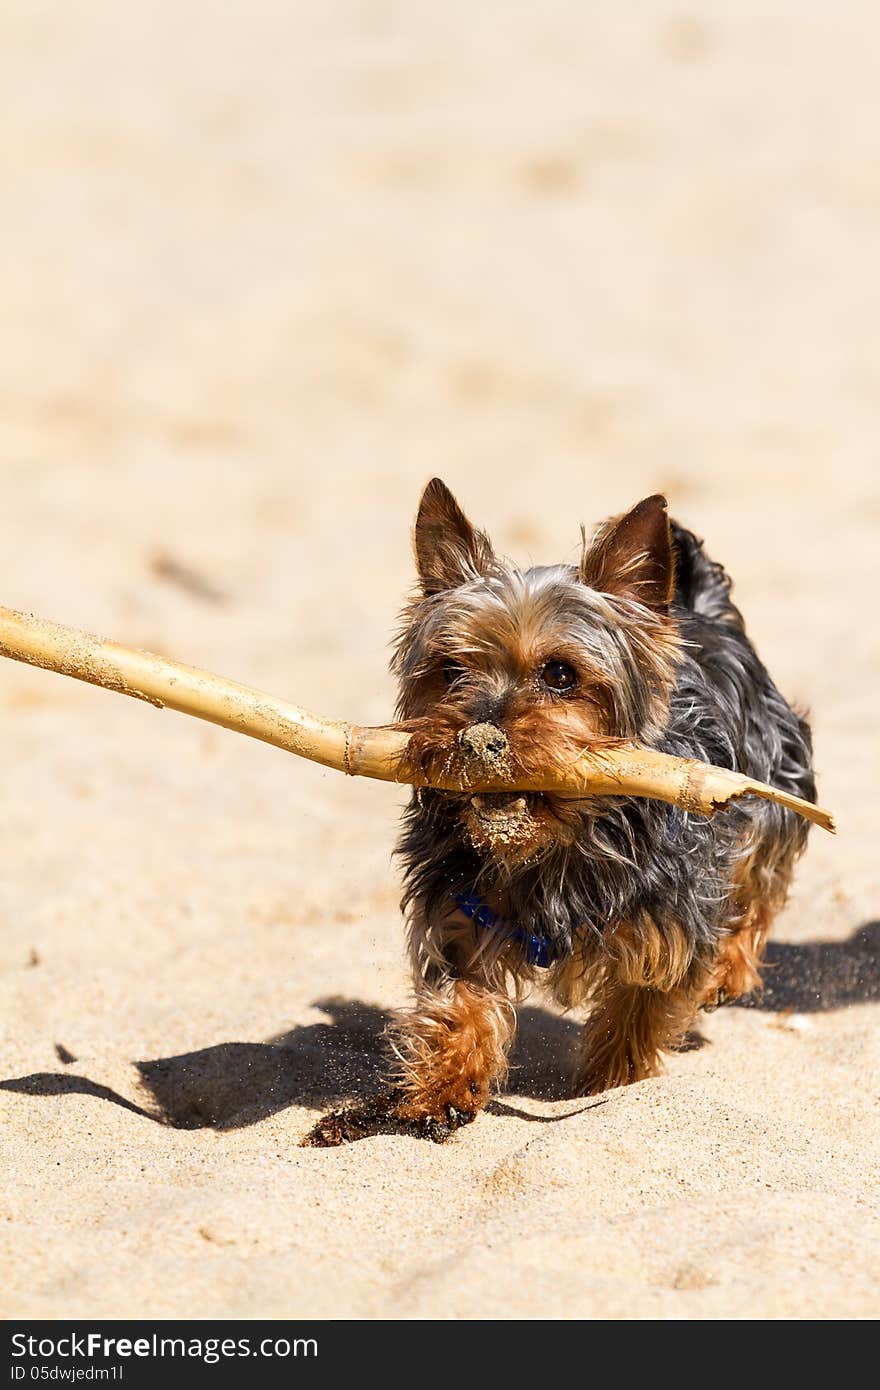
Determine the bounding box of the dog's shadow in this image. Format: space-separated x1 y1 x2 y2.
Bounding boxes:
733 919 880 1013
0 999 579 1130
2 921 877 1133
141 999 583 1126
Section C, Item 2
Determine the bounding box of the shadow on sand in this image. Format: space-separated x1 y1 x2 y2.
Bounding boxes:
733 919 880 1013
2 921 876 1131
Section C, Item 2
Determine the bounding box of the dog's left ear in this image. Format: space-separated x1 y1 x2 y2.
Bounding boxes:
413 478 495 595
579 495 675 612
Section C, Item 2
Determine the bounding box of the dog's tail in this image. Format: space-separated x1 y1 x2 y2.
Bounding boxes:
669 520 744 628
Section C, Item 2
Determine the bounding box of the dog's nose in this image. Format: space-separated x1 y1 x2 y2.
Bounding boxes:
458 722 509 767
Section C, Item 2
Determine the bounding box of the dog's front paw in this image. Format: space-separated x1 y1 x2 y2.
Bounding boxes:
301 1093 478 1147
411 1102 478 1144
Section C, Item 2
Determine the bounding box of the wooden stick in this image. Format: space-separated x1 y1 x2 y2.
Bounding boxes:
0 604 836 832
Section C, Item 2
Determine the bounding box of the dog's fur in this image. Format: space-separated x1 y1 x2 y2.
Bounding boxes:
305 480 814 1145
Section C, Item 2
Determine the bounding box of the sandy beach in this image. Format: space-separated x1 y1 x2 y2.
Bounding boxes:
0 2 877 1319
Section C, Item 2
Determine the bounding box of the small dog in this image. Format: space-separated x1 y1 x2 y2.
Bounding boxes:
307 479 814 1145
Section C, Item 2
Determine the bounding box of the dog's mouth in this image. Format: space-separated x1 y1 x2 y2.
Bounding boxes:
461 788 580 861
463 791 543 853
469 791 533 825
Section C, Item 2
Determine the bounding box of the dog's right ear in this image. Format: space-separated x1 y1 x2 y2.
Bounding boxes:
413 478 495 594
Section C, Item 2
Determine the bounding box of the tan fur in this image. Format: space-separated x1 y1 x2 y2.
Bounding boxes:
398 597 681 778
606 915 694 991
699 828 798 1007
564 918 700 1094
390 981 516 1119
705 910 770 1001
573 971 703 1094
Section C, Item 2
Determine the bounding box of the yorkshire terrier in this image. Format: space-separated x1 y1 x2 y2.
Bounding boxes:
306 479 814 1145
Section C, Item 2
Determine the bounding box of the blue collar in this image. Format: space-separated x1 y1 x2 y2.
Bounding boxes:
454 892 559 969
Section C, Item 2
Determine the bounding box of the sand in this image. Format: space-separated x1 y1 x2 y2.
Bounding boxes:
0 2 877 1320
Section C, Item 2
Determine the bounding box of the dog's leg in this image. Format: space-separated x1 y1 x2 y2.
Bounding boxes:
701 903 771 1007
572 917 707 1095
573 976 700 1094
303 909 516 1146
386 906 518 1137
303 979 514 1148
387 978 515 1139
700 828 800 1008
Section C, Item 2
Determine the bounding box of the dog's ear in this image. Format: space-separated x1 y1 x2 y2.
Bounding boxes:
579 494 675 612
413 478 495 594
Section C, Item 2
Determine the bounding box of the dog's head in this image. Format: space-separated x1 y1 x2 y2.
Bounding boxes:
393 479 681 864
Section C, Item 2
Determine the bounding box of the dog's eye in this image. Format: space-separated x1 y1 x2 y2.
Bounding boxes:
442 659 465 685
540 659 578 694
